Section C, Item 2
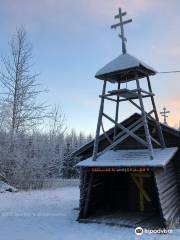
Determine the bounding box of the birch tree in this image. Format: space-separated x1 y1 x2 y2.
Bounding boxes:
0 28 46 142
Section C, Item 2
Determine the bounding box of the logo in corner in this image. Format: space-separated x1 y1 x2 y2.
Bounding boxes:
135 226 144 236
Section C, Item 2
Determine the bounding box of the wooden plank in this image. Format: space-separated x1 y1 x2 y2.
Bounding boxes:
155 168 174 180
156 179 177 194
155 171 177 189
163 201 180 221
156 173 176 185
117 94 156 102
156 172 175 183
106 88 153 98
157 184 178 199
163 198 180 216
108 88 139 98
159 191 179 206
154 163 180 226
161 194 179 210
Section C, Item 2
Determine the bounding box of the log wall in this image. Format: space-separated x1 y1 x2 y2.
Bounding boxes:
154 162 180 227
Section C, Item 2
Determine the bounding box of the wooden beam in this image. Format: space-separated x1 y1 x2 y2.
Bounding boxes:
101 122 113 144
151 136 161 147
131 174 151 212
111 19 132 28
131 175 151 201
97 121 145 158
147 76 166 148
122 19 133 25
139 176 144 211
92 81 107 160
114 117 143 140
114 82 121 139
129 99 155 117
113 122 145 145
117 94 154 102
140 89 154 96
99 96 117 102
83 172 94 218
97 121 147 158
103 113 148 147
136 76 154 159
114 12 126 19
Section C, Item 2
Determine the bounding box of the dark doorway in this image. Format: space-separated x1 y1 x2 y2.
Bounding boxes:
84 170 161 227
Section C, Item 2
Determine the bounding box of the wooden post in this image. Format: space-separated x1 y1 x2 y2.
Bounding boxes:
147 76 166 148
92 80 107 160
113 82 121 139
83 170 94 218
136 75 154 159
139 176 144 211
119 8 126 54
78 168 84 219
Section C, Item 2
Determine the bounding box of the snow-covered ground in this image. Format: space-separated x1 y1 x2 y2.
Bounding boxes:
0 186 179 240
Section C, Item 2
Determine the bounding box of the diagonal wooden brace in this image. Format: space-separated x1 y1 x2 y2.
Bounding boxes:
103 113 148 147
131 174 151 211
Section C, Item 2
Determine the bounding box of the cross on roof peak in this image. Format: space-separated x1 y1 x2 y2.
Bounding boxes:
111 8 132 54
160 107 170 125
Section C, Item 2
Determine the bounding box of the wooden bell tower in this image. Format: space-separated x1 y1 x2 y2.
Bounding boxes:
92 8 165 160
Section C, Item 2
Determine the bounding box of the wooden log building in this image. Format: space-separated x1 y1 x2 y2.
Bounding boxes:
74 113 180 228
73 8 180 228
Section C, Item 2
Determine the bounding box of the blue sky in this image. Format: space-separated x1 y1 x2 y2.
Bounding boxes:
0 0 180 134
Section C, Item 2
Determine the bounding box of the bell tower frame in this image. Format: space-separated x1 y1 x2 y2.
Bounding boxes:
92 8 165 161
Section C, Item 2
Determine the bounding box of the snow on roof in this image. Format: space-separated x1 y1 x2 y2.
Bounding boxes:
95 53 156 81
76 147 178 168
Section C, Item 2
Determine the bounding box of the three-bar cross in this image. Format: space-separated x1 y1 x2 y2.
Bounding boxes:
160 107 170 125
111 8 132 54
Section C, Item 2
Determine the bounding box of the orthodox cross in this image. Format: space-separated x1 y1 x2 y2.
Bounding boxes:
111 8 132 54
160 107 170 125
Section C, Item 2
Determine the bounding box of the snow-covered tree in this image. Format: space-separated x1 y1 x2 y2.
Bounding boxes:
0 28 47 141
